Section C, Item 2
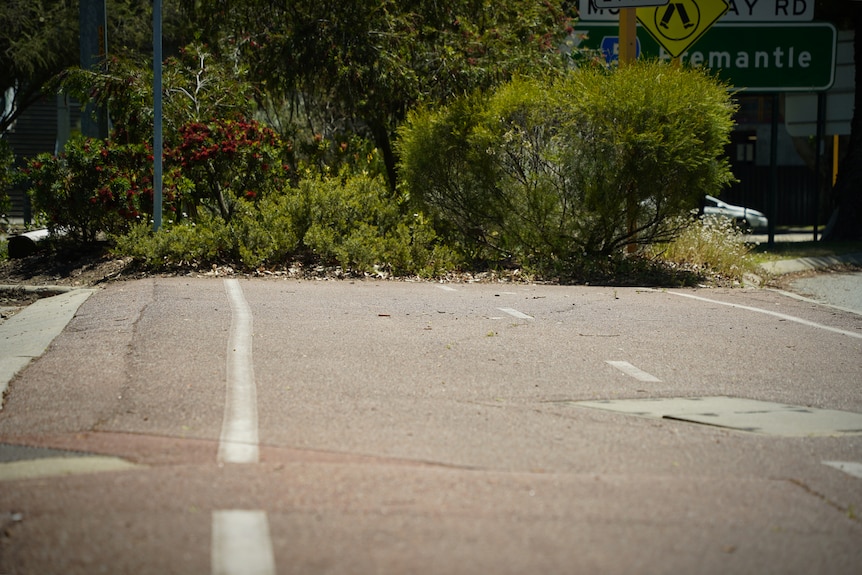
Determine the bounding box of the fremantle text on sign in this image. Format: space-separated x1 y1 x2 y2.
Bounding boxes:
637 0 730 58
572 23 836 91
578 0 814 22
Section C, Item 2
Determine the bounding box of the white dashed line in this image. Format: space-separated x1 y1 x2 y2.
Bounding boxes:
436 284 458 292
661 290 862 340
605 361 661 382
212 510 276 575
823 461 862 479
219 279 259 464
498 307 533 319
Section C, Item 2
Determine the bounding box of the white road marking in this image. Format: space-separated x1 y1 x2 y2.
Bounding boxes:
605 361 661 382
662 290 862 340
219 279 259 464
823 461 862 479
436 284 458 292
212 510 276 575
498 307 533 319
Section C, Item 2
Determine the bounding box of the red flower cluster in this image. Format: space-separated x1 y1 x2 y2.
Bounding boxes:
163 118 293 221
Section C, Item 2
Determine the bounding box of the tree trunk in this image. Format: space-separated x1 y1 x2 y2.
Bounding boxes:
822 5 862 241
368 119 398 194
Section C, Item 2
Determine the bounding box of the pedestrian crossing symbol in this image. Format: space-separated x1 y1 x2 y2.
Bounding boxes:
637 0 729 58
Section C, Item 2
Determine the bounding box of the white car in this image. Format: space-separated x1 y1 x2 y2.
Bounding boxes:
703 195 768 232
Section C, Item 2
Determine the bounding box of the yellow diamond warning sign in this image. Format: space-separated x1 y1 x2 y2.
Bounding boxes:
637 0 729 58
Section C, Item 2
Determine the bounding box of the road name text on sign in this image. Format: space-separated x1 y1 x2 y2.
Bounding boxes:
593 0 669 7
578 0 814 21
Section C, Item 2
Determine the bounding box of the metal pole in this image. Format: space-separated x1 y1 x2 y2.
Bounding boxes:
153 0 163 231
620 8 637 252
813 92 825 242
767 93 779 248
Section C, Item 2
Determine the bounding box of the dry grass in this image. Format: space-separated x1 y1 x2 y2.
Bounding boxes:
650 215 758 283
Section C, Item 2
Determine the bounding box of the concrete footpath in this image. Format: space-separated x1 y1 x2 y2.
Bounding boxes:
0 287 95 406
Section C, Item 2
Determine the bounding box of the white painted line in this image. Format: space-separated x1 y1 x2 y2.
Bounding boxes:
436 284 458 292
212 510 276 575
823 461 862 479
605 360 661 382
219 280 259 464
662 290 862 340
498 307 533 319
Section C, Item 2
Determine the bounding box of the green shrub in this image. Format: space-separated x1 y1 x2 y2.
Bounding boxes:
115 215 233 269
114 170 459 276
398 60 737 277
301 171 456 276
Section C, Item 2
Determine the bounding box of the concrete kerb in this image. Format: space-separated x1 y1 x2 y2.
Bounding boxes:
0 286 96 409
758 252 862 275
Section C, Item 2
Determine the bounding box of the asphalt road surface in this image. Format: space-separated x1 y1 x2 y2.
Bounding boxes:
1 277 860 574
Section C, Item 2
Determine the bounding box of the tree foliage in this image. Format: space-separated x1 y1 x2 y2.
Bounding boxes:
183 0 577 188
55 45 257 144
0 0 79 134
0 0 199 135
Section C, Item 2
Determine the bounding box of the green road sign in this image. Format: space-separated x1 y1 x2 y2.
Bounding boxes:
574 22 836 91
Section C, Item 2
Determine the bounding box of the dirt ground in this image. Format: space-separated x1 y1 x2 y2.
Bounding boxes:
0 245 131 287
0 244 133 312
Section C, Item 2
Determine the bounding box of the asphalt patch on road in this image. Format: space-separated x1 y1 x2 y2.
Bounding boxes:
573 396 862 437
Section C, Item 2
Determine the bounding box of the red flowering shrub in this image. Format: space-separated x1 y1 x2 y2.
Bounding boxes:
25 136 188 243
22 116 295 243
166 118 293 222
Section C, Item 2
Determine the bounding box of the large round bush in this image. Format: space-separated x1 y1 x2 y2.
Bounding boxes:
398 60 736 275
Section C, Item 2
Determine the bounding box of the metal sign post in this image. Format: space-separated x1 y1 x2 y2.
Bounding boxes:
153 0 163 232
601 1 670 252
